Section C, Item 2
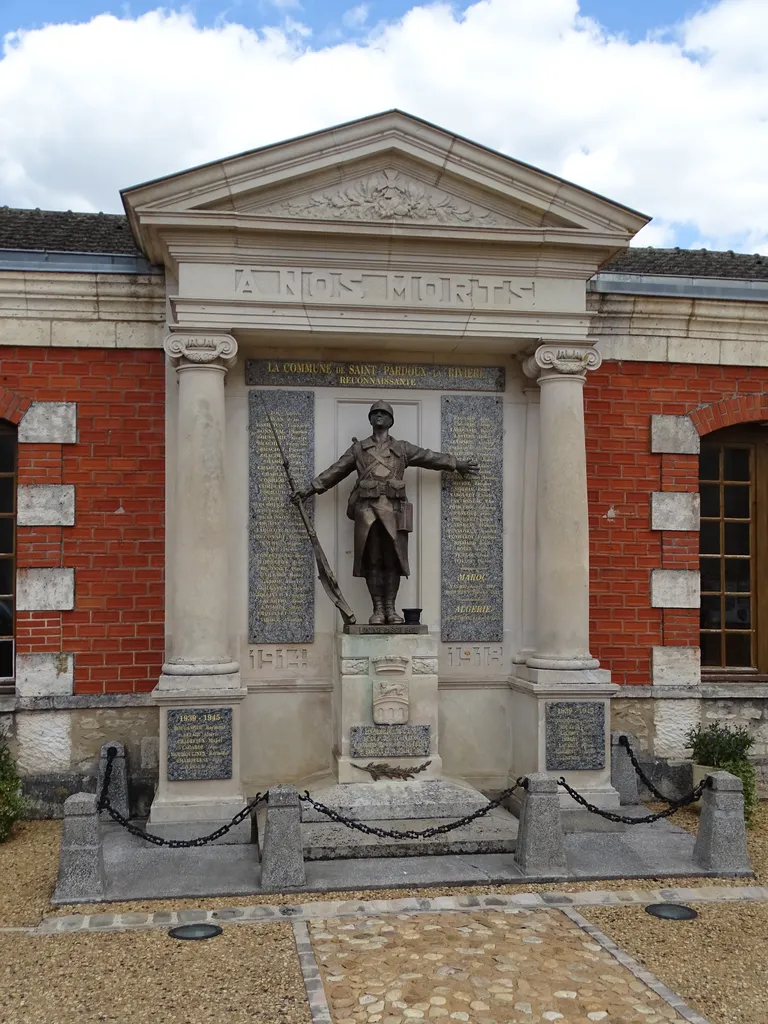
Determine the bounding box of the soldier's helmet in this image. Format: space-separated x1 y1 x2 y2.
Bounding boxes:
368 400 394 423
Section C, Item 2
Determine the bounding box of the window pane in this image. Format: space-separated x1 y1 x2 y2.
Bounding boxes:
0 598 12 638
700 558 721 593
700 632 722 667
724 520 750 555
724 486 750 518
0 559 12 595
725 558 750 593
725 633 752 668
725 595 751 629
700 521 720 555
699 448 720 481
0 478 12 514
700 485 720 518
0 640 12 678
701 594 721 628
723 447 751 481
0 519 12 554
0 434 14 473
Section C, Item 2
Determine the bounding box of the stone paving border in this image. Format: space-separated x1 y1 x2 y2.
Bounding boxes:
26 883 768 936
292 919 333 1024
562 907 713 1024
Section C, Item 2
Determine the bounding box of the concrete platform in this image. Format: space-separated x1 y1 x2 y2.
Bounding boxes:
76 806 753 905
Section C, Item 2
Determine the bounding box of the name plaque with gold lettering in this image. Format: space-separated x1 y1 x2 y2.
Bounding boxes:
249 390 315 644
246 359 504 392
167 708 233 782
441 394 503 642
545 702 605 771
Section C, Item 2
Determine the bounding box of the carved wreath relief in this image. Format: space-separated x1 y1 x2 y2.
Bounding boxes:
264 170 508 227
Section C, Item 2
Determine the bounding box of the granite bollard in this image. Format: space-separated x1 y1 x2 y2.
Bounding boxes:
514 773 567 874
611 732 640 806
693 771 752 873
52 792 106 903
260 785 306 889
97 741 129 821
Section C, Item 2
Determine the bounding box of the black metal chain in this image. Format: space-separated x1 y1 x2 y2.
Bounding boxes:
98 747 266 848
298 779 525 840
557 774 709 825
618 734 684 804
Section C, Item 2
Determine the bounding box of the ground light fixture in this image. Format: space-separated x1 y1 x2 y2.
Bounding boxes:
644 903 698 921
168 923 224 941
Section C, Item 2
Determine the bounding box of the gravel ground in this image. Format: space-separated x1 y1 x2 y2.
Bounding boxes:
0 922 311 1024
1 803 766 927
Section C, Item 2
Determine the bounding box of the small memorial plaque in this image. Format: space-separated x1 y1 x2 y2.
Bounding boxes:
545 701 605 772
350 724 431 759
167 708 233 782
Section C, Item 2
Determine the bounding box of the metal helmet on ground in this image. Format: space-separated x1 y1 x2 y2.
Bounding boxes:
368 400 394 422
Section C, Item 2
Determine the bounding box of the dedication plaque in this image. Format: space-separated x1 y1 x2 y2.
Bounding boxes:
249 389 315 644
545 701 605 771
246 359 505 392
440 395 503 642
167 707 233 782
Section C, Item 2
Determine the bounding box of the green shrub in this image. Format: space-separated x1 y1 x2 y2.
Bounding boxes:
721 758 758 827
685 721 755 766
0 738 25 842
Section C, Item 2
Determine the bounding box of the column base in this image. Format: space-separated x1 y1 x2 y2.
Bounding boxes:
157 663 241 691
509 670 620 810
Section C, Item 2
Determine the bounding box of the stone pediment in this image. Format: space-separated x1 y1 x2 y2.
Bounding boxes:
241 169 520 228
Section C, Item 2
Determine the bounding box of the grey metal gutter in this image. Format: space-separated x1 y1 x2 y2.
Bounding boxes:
0 248 162 274
591 272 768 303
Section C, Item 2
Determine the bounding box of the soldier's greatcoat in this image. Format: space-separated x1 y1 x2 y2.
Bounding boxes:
311 435 457 578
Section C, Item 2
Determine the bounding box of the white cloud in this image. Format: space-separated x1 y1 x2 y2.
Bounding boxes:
342 4 369 29
0 0 767 252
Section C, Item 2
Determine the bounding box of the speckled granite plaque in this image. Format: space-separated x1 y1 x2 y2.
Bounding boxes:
167 708 233 781
441 394 503 642
545 701 605 771
249 390 315 643
246 359 504 392
350 724 431 758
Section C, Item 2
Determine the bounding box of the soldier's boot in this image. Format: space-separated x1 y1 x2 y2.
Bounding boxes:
369 597 386 625
384 577 404 625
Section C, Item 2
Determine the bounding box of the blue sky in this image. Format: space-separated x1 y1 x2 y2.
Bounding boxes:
0 0 765 253
0 1 711 44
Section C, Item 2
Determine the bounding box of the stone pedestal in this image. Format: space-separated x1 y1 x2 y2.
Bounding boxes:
148 331 248 836
334 628 442 783
512 344 620 809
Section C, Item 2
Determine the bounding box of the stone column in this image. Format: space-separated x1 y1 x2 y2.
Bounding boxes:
149 331 248 836
510 344 619 809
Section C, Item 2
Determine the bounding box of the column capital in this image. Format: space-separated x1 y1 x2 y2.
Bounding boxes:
521 343 602 382
164 331 238 371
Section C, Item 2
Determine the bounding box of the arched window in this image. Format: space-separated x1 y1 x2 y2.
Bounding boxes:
699 423 768 673
0 421 16 685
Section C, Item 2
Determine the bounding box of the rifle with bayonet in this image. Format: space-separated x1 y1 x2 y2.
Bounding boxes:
258 394 356 626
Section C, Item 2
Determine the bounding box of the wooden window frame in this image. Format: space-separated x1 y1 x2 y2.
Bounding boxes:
700 424 768 681
0 420 16 692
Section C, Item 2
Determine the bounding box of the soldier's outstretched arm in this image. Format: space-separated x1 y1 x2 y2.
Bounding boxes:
402 440 479 476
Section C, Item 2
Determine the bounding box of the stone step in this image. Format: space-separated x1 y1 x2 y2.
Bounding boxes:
301 808 518 860
300 779 491 823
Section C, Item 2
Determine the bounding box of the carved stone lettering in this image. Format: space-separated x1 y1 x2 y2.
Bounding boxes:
441 395 503 642
445 645 504 669
246 359 505 392
545 701 606 771
249 647 309 671
167 708 233 782
234 268 534 311
249 390 315 643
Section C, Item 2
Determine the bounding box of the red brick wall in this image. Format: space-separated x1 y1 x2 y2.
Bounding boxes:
0 347 165 694
585 361 768 686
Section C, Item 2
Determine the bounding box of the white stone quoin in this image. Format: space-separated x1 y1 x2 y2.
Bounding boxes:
15 653 74 697
17 484 75 526
17 568 75 611
651 569 700 608
18 402 77 444
149 331 247 829
651 491 700 532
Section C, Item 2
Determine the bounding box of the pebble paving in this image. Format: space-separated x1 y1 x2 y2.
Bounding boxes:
306 908 691 1024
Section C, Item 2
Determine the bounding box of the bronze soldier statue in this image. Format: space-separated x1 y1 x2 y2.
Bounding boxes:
294 400 478 625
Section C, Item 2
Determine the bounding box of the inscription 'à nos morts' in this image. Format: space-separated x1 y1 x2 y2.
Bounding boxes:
545 701 606 772
249 390 315 644
441 395 503 642
167 708 233 782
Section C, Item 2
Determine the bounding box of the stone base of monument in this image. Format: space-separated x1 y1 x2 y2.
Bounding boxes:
300 778 490 822
508 672 621 811
147 687 251 842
